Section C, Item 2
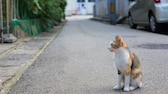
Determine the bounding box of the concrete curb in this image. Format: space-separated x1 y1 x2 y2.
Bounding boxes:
0 21 66 94
90 17 128 24
90 17 110 23
0 38 32 60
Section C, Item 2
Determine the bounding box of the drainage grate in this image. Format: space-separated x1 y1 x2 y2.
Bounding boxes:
136 43 168 49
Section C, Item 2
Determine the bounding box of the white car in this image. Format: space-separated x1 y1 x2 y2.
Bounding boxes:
128 0 168 32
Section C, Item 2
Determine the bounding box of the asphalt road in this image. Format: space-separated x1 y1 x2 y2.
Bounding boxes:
9 15 168 94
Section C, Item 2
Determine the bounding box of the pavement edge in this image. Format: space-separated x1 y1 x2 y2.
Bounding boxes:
1 21 67 94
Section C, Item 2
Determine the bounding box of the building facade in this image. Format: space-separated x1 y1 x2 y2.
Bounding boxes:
94 0 129 20
94 0 109 17
65 0 76 16
65 0 95 16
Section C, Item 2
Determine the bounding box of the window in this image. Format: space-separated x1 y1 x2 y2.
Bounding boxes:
88 0 95 2
77 0 85 2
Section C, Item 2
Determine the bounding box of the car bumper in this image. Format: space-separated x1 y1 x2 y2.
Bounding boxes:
155 4 168 23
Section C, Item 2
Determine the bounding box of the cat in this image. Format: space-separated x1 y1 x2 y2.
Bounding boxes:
108 35 142 92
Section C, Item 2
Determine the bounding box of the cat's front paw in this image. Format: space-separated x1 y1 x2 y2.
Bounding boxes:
113 85 122 90
123 87 130 92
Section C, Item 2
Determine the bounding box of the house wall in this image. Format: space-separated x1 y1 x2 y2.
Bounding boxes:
94 0 129 18
65 0 76 16
116 0 129 17
86 1 95 14
97 0 108 17
65 0 95 16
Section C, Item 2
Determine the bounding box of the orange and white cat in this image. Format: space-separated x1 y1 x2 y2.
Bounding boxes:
108 35 142 92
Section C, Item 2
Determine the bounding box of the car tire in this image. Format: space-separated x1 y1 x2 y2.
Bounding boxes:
149 14 162 33
128 14 137 29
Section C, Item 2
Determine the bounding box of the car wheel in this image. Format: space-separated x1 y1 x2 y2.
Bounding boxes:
128 15 137 29
149 14 162 33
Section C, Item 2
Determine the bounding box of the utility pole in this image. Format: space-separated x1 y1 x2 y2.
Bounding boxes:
109 0 116 25
0 0 3 43
4 0 17 43
6 0 10 35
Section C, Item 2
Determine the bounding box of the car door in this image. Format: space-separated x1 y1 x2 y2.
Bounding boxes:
138 0 150 24
130 0 146 23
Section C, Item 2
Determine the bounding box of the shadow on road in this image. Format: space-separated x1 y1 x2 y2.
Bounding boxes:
136 24 168 35
91 18 168 35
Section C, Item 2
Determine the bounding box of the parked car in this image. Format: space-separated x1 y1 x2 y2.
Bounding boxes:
128 0 168 32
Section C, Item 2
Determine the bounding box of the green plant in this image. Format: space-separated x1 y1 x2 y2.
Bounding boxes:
18 0 67 31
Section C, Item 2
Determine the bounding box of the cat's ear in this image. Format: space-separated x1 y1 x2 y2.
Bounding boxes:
115 35 122 42
115 35 127 47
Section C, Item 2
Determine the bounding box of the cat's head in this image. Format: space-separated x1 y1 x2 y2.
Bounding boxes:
108 35 127 52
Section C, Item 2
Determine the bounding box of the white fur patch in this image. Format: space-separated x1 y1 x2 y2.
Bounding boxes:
113 75 123 90
124 75 130 91
114 47 130 74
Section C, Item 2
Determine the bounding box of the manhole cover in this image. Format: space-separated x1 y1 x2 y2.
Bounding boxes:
137 43 168 49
